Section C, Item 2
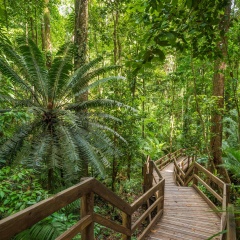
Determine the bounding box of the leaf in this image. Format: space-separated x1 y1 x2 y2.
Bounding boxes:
186 0 192 9
171 0 178 7
0 190 4 199
153 48 165 61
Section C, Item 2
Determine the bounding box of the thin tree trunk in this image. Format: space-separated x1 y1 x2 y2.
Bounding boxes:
74 0 88 69
209 0 231 183
74 0 89 177
41 0 51 68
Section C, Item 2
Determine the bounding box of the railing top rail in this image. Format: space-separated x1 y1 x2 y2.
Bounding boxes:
194 162 225 189
131 178 165 212
0 177 95 240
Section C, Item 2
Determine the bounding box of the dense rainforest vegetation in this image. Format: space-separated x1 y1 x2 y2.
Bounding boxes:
0 0 240 238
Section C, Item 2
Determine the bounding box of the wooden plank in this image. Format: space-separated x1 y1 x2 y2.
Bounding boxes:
131 179 165 212
184 163 194 178
227 204 236 240
132 196 163 232
174 158 185 177
194 162 225 188
81 192 94 240
162 216 221 225
153 161 163 180
158 222 219 235
92 179 132 214
192 184 221 217
194 174 223 203
184 174 193 186
122 212 131 240
152 224 210 239
138 209 163 240
94 213 131 236
0 177 94 240
56 215 92 240
175 171 184 186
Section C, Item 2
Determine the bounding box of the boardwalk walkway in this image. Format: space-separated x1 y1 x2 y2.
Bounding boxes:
146 160 221 240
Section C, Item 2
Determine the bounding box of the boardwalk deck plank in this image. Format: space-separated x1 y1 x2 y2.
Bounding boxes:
146 160 221 240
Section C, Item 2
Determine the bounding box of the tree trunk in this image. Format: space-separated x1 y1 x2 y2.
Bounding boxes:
209 0 231 183
74 0 88 69
42 0 51 68
74 0 89 177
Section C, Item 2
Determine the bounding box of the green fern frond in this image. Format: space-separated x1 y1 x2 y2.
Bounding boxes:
72 65 121 93
0 58 35 97
66 99 136 112
48 43 74 102
79 112 122 123
74 76 125 97
88 122 127 144
48 140 62 170
222 148 240 178
18 40 48 104
0 122 39 161
56 125 80 180
72 133 105 176
67 56 103 88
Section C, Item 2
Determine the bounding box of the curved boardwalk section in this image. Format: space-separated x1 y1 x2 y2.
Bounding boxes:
146 161 221 240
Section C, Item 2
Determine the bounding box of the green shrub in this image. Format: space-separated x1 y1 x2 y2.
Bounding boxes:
0 166 48 218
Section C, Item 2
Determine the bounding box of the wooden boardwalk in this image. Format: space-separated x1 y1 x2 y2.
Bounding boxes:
146 160 221 240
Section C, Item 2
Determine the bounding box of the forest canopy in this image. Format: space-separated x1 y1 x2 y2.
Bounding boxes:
0 0 240 238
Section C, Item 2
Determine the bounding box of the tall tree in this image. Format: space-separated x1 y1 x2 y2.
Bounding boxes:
74 0 89 177
74 0 88 69
42 0 52 67
209 0 231 182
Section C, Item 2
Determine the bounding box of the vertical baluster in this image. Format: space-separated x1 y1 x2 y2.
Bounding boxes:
193 164 198 186
81 192 94 240
122 212 131 240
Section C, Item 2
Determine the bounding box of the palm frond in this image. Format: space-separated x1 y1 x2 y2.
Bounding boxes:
0 58 35 97
0 121 40 161
222 148 240 178
74 76 125 97
28 133 51 168
48 43 74 102
56 125 80 180
67 56 103 88
72 132 106 177
18 39 48 104
88 122 127 144
79 112 122 123
66 99 136 112
72 65 121 93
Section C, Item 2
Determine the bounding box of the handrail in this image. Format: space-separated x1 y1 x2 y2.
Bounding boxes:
155 149 185 170
0 163 165 240
173 155 236 240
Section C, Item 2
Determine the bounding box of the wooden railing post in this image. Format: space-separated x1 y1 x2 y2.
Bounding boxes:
81 192 94 240
158 179 165 212
227 204 236 240
143 160 153 193
122 212 131 240
168 153 171 163
193 163 198 186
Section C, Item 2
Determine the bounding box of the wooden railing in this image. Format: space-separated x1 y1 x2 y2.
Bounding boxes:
173 156 236 240
0 174 164 239
154 149 185 170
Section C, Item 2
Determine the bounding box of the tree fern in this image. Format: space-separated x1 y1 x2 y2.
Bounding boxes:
0 38 133 187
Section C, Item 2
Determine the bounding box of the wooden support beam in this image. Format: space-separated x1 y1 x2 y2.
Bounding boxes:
81 192 94 240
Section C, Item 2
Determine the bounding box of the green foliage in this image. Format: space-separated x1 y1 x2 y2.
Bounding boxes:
0 166 48 218
14 212 79 240
0 38 132 187
222 148 240 178
140 137 165 160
